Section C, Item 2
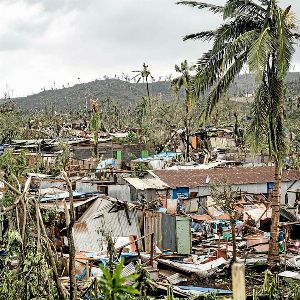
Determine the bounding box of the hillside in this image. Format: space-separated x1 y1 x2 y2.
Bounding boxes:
8 79 174 112
6 72 300 112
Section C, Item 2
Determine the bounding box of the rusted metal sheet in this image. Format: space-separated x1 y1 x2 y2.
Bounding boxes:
153 167 300 188
144 211 162 252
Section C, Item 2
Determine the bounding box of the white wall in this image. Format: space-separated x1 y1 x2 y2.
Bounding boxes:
107 185 131 202
233 183 267 194
197 180 300 205
76 181 98 193
283 180 300 206
39 180 65 189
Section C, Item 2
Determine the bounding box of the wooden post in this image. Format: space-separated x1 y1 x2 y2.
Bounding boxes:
37 205 67 300
217 234 221 258
284 225 290 270
85 260 90 280
150 233 154 267
232 263 246 300
226 238 228 260
62 171 77 300
135 239 141 259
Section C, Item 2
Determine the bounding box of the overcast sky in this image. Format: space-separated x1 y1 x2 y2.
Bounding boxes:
0 0 299 97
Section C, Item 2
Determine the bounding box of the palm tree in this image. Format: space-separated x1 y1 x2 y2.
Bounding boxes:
171 60 196 161
132 63 154 111
177 0 299 267
90 99 101 157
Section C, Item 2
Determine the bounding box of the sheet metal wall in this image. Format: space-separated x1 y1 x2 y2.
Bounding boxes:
143 212 182 253
76 182 98 193
176 216 192 254
144 211 163 252
73 199 140 252
162 214 176 252
107 185 131 202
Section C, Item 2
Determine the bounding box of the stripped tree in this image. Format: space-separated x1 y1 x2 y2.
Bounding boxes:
90 99 101 158
210 182 240 263
171 60 196 161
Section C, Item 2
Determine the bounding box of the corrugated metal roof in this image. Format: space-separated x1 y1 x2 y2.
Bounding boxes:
153 166 300 188
39 187 65 195
40 196 98 212
73 196 140 252
40 191 87 202
124 177 169 190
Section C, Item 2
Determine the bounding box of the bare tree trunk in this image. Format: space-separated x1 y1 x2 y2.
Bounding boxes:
146 78 152 114
230 218 237 263
261 150 265 164
146 78 150 101
37 205 67 300
268 161 282 267
185 93 190 162
268 74 285 268
62 171 77 300
94 134 98 158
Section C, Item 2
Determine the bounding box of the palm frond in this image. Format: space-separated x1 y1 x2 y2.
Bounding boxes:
247 80 270 154
274 7 295 79
174 64 181 73
248 27 274 79
223 0 267 20
171 77 185 92
222 29 258 71
194 49 225 97
212 16 264 54
292 32 300 39
183 30 215 41
194 28 256 97
268 76 288 160
176 1 224 14
203 53 247 119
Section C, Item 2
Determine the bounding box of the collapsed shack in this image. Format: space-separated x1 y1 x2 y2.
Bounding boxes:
73 196 141 253
4 163 300 298
36 175 300 298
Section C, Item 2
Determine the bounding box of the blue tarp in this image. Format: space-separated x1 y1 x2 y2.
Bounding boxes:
75 267 87 280
96 158 116 172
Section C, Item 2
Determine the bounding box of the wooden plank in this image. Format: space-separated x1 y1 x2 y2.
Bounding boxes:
232 263 246 300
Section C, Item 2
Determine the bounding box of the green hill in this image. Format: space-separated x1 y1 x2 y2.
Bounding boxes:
5 72 300 112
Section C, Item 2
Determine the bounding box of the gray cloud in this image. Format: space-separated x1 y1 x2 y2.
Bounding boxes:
0 0 299 97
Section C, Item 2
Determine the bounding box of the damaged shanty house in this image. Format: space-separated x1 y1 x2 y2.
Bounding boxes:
122 176 170 205
134 165 300 256
72 195 192 255
146 166 300 213
72 196 141 252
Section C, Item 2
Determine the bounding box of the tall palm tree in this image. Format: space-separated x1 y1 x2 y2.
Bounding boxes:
171 60 196 161
90 99 101 157
177 0 299 267
132 63 155 112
